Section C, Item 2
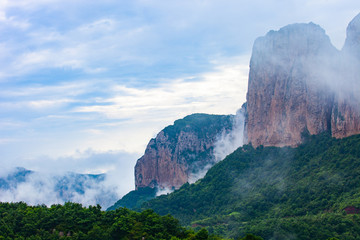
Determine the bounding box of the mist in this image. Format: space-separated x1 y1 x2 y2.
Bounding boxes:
188 107 246 184
0 150 139 209
213 107 246 162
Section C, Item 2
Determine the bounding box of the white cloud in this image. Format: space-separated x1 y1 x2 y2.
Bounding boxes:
74 58 249 122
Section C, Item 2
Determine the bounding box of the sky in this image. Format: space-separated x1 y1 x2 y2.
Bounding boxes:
1 0 360 201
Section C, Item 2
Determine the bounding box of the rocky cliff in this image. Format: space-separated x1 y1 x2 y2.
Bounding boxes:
331 13 360 139
134 113 236 190
246 14 360 147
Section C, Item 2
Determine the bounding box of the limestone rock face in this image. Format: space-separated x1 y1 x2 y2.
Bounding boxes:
134 114 234 190
246 23 337 147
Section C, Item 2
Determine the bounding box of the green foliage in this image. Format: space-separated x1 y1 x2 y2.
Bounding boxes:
143 133 360 239
163 114 233 141
237 234 263 240
0 202 224 240
107 187 157 211
160 113 234 168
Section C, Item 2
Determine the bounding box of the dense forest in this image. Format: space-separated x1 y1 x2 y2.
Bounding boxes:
0 202 233 240
139 133 360 239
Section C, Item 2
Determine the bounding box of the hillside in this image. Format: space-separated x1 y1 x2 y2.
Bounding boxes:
141 133 360 239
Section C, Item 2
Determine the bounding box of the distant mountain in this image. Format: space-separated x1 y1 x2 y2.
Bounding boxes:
141 133 360 239
0 167 32 189
0 168 117 208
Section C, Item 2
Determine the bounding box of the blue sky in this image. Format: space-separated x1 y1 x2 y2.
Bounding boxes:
1 0 360 199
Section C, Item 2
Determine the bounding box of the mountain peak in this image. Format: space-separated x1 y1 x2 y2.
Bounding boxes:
247 21 337 148
251 22 334 65
343 13 360 58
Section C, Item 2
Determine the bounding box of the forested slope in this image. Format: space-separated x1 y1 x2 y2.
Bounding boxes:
142 133 360 239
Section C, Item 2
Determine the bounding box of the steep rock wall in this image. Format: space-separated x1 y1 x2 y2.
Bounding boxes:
246 13 360 147
331 13 360 138
246 23 337 147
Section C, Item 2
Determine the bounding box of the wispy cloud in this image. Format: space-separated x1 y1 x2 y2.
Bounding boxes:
74 59 249 121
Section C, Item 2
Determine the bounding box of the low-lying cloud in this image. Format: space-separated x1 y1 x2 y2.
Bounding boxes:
0 150 139 209
188 108 246 184
213 108 246 162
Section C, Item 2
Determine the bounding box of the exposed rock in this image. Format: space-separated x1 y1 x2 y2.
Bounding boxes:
134 114 234 190
246 23 337 147
246 13 360 147
332 13 360 138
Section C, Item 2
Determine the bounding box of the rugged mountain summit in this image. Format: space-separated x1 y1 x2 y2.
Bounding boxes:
246 15 360 147
135 114 235 190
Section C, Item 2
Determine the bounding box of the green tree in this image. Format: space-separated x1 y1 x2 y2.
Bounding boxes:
238 233 263 240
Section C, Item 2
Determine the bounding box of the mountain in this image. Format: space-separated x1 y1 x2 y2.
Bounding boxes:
107 13 360 240
141 133 360 239
0 167 33 189
133 13 360 198
135 113 244 190
246 13 360 147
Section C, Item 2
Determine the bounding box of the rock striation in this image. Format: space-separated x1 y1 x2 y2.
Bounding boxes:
246 14 360 147
134 114 235 190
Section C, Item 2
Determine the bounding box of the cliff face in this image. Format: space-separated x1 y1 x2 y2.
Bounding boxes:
332 13 360 138
246 14 360 147
134 114 234 190
246 23 337 147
